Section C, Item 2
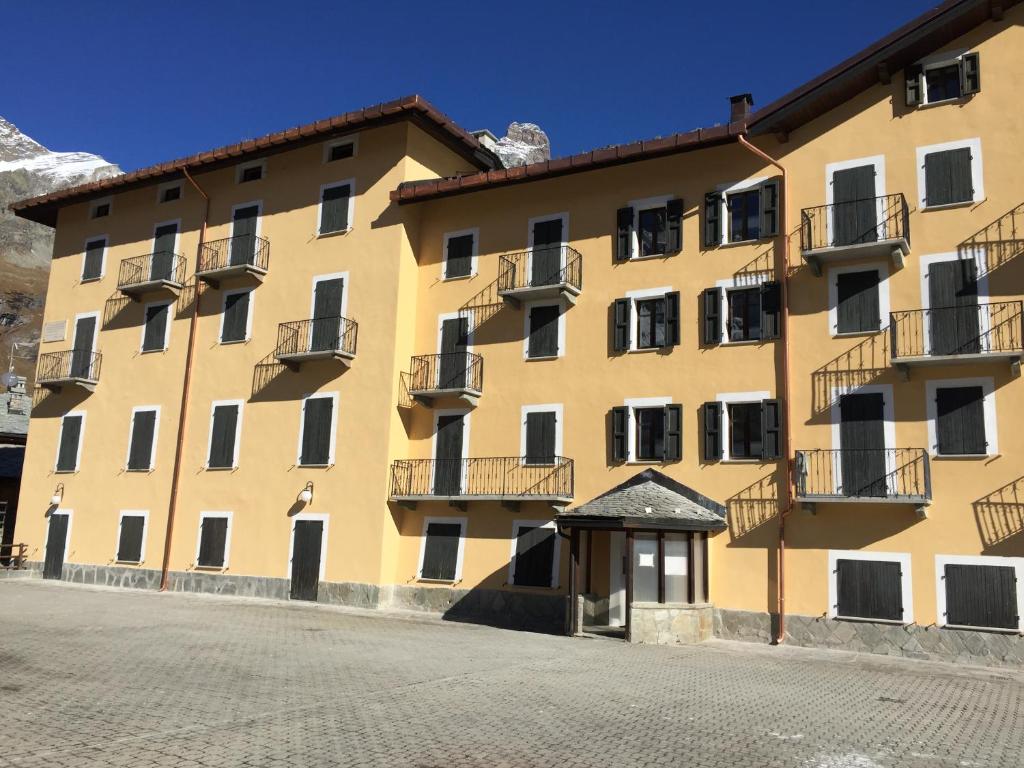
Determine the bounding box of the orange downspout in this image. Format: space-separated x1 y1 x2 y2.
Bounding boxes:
737 134 794 644
159 167 208 591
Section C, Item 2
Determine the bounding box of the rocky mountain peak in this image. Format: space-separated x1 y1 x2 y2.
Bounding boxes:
476 122 551 168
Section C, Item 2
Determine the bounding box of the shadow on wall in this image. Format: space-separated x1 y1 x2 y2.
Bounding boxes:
809 331 892 418
959 201 1024 286
734 244 777 285
251 354 345 402
974 475 1024 556
726 471 782 540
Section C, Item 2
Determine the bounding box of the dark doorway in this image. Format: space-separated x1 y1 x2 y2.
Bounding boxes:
151 223 178 281
839 392 887 498
310 278 344 352
290 519 324 601
928 259 980 355
531 218 563 286
831 165 877 247
438 317 469 390
70 315 96 379
433 414 465 496
230 205 259 266
43 513 69 580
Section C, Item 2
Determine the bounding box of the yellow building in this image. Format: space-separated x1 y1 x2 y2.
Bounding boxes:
9 0 1024 663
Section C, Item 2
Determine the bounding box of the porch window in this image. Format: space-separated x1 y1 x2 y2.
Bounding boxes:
631 530 708 604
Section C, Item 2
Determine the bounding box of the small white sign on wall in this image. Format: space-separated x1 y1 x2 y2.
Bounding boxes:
638 552 655 568
41 320 66 342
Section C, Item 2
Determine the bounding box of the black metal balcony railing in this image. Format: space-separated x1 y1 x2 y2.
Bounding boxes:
276 316 358 358
890 301 1024 360
795 448 931 502
390 456 574 500
37 349 102 383
497 245 583 293
197 233 270 274
800 193 910 252
117 251 187 289
408 353 483 394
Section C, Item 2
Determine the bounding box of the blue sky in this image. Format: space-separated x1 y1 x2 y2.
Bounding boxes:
6 1 938 171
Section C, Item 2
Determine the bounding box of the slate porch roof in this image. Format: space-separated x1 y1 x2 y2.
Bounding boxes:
557 469 727 531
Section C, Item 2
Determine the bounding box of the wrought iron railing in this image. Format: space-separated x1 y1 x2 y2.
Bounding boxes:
275 317 358 358
497 245 583 293
800 193 909 252
197 234 270 274
795 448 931 501
408 352 483 394
890 301 1024 359
0 543 27 570
117 252 187 289
37 349 102 383
390 456 574 499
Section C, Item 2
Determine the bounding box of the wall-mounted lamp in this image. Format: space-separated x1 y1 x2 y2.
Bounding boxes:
298 482 314 505
50 483 64 506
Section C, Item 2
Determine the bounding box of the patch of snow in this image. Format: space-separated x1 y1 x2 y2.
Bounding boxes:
0 151 119 185
492 122 550 168
0 117 46 161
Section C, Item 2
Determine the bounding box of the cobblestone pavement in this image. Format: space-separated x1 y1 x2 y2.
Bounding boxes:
1 581 1023 768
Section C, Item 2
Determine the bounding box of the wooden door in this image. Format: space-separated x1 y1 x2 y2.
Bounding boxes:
832 165 877 247
433 414 465 496
230 205 259 265
151 223 177 280
437 317 469 390
44 513 69 580
839 392 887 498
531 218 563 286
928 259 980 355
290 520 323 601
70 315 96 379
310 278 344 352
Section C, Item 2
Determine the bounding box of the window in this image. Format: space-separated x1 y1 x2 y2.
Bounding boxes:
611 401 681 463
917 139 983 209
831 266 886 335
727 188 760 242
237 161 264 183
298 393 337 466
636 298 667 349
325 138 356 162
728 403 762 460
522 406 560 466
220 289 252 343
116 512 148 563
638 207 668 257
727 288 761 342
937 556 1021 631
318 180 354 235
703 396 780 462
89 198 111 219
631 531 708 604
207 401 242 469
418 518 465 581
702 282 781 344
443 230 476 280
612 291 680 352
905 52 980 107
526 304 560 359
141 302 171 352
510 522 558 588
703 179 779 247
834 557 905 622
126 407 159 471
55 412 85 472
82 237 106 281
635 408 666 461
196 513 231 568
933 384 988 456
158 184 181 204
615 198 682 260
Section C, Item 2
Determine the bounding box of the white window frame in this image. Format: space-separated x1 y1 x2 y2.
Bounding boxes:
935 554 1024 632
925 376 998 457
441 227 479 280
522 299 566 360
430 409 470 494
295 391 339 467
526 212 569 278
624 285 673 353
89 197 112 219
917 48 972 107
716 274 769 346
309 271 350 320
323 135 358 163
287 512 330 583
317 178 356 237
827 263 890 338
124 405 161 472
157 181 183 204
716 390 771 463
235 159 266 184
711 177 769 246
219 287 255 344
229 200 263 239
628 194 674 260
81 235 108 282
507 519 560 589
916 138 984 210
195 511 233 569
43 509 73 564
416 515 467 582
829 383 897 494
205 399 244 470
54 411 87 473
827 549 914 624
824 155 887 243
622 396 672 464
918 250 990 355
151 218 182 256
115 510 150 564
140 300 174 352
519 404 564 465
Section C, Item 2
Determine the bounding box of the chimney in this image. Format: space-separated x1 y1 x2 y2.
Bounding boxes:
729 93 753 123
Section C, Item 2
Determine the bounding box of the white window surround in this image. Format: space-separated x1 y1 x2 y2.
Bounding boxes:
72 310 101 358
827 263 890 338
827 549 914 624
935 554 1024 632
925 376 998 457
829 383 897 495
916 138 984 210
622 396 672 464
526 212 570 277
287 513 330 582
440 227 480 280
519 404 564 462
115 510 150 564
624 285 673 353
235 159 266 184
918 250 990 354
124 405 161 472
627 194 674 260
140 300 173 352
54 411 87 473
295 391 340 467
157 180 183 204
715 274 770 346
81 235 108 281
42 509 73 564
219 288 255 344
152 218 182 255
431 408 471 493
323 134 358 163
316 178 356 237
916 48 972 107
417 515 467 582
205 399 244 470
230 200 263 239
522 299 566 360
195 511 233 569
507 519 561 589
310 271 350 320
712 176 769 246
436 311 474 353
89 197 112 219
716 390 771 463
824 156 888 243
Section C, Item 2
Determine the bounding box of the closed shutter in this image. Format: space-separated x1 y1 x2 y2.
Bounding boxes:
512 526 556 587
759 281 781 340
761 399 781 460
525 411 557 465
320 184 351 234
611 406 628 462
663 291 681 347
151 223 178 281
208 404 239 468
944 563 1017 629
935 386 986 456
960 52 980 95
666 198 683 253
836 270 881 334
664 404 682 461
528 305 560 358
300 397 334 465
230 205 259 265
83 239 104 280
612 298 631 352
616 207 634 261
702 402 722 461
905 63 923 106
420 522 461 580
116 516 145 562
221 292 250 343
311 278 344 352
445 234 474 279
127 410 157 470
835 559 902 621
56 415 83 472
143 303 170 351
702 287 721 345
197 517 228 567
704 192 721 247
760 180 780 237
925 148 973 207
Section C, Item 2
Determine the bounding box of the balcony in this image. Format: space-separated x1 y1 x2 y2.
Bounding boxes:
800 193 910 275
196 234 269 287
497 245 582 305
890 301 1024 376
390 456 574 509
274 317 357 369
794 448 931 515
117 252 187 299
37 350 102 392
407 352 483 406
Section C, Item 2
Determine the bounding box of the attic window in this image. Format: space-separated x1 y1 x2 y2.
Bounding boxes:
906 52 980 107
236 161 265 184
159 184 182 203
90 199 112 219
325 137 357 163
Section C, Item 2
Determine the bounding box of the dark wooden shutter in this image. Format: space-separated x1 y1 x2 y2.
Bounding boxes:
56 415 83 472
71 315 97 379
320 184 351 234
290 520 324 601
117 516 145 562
836 270 881 334
421 522 461 580
663 291 681 347
924 148 973 207
944 563 1017 629
759 281 781 340
839 393 887 498
208 405 238 468
936 386 986 456
83 239 104 280
761 399 781 460
311 278 344 352
151 223 177 281
905 63 923 106
43 514 69 579
616 207 634 261
221 291 250 343
230 205 259 265
197 517 228 567
928 259 980 355
702 402 722 461
832 165 877 246
704 192 721 247
760 180 780 237
666 198 683 253
612 298 630 351
300 397 334 465
611 406 628 462
328 142 354 161
128 410 157 470
432 415 465 496
528 305 559 358
960 52 980 95
836 559 902 620
526 411 557 464
512 526 556 587
445 234 474 279
702 287 721 345
664 404 682 461
143 303 170 351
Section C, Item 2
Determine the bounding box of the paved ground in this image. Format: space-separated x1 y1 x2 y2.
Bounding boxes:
0 581 1022 768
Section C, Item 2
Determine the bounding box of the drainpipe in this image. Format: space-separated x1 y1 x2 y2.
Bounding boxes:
737 134 794 645
159 166 208 591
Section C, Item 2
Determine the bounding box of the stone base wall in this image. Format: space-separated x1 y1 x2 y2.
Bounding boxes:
0 562 41 580
631 603 714 645
385 584 567 634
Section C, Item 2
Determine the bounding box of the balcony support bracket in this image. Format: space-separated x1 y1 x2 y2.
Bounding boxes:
801 502 817 516
895 362 910 382
915 505 929 519
501 500 521 512
560 288 578 306
397 500 417 511
890 246 905 271
283 360 300 373
549 503 568 515
458 393 480 407
1012 358 1021 378
411 394 434 407
501 295 521 310
449 500 468 511
805 254 822 277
